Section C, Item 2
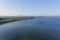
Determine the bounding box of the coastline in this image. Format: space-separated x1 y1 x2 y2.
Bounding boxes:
0 17 34 25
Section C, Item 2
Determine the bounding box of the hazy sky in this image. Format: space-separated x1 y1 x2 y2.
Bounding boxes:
0 0 60 16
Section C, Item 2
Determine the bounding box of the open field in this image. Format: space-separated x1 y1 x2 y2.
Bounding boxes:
0 17 34 25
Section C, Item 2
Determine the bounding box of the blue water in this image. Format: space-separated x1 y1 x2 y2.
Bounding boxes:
0 17 60 40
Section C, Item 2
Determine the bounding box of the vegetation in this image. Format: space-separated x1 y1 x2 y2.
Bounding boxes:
0 17 34 24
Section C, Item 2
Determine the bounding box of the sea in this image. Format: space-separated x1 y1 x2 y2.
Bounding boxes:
0 16 60 40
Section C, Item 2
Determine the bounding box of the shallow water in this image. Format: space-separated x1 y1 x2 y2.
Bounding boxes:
0 17 60 40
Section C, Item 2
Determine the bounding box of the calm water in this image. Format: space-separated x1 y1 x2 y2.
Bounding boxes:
0 17 60 40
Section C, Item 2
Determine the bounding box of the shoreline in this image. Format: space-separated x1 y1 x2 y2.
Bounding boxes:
0 17 34 25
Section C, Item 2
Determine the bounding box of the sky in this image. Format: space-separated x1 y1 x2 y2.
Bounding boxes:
0 0 60 16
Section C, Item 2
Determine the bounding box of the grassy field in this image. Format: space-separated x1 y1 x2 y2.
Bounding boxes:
0 17 34 24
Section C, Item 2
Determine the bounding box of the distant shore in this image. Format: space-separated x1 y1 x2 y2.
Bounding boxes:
0 17 34 25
